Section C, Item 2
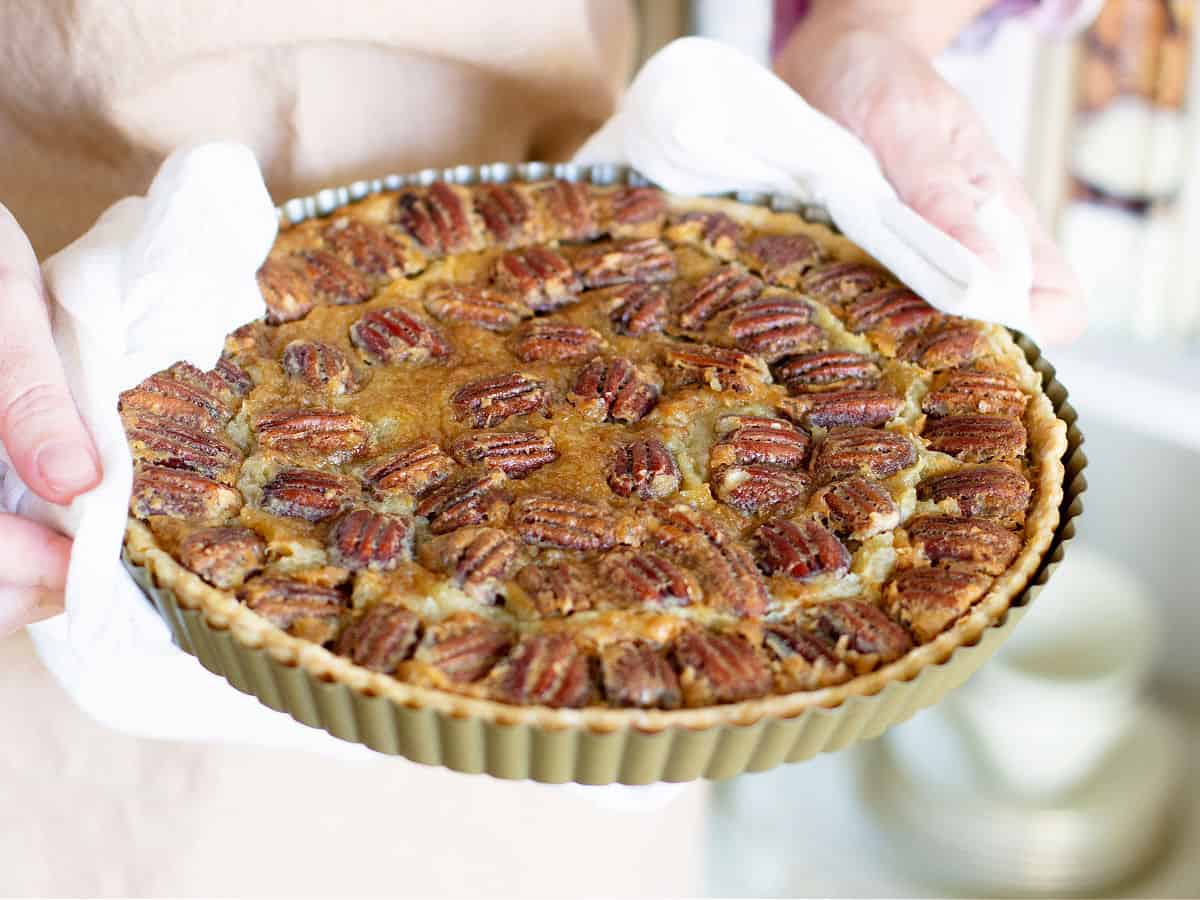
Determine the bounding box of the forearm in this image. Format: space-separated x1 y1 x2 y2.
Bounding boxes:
787 0 994 59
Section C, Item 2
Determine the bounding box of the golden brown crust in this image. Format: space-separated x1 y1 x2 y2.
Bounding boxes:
122 181 1066 730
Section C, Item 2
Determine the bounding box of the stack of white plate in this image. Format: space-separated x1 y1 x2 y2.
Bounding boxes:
857 543 1187 895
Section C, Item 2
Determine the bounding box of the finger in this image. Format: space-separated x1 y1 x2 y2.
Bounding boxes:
0 204 102 504
0 513 71 589
1028 229 1087 344
0 585 64 637
873 101 1087 342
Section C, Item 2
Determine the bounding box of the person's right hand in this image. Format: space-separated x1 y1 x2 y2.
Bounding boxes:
0 203 102 636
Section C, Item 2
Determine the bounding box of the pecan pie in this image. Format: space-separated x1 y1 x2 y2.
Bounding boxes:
121 177 1066 726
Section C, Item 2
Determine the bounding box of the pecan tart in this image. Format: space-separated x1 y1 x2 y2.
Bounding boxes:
121 177 1066 728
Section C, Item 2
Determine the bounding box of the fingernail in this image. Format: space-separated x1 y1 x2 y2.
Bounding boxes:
36 441 100 497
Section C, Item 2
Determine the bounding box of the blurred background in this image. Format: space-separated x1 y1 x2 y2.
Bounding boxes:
2 2 1196 897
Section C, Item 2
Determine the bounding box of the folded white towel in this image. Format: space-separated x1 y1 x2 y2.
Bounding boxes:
1 143 372 756
575 37 1036 334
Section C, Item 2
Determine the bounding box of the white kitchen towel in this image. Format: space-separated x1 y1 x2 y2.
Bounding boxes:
575 37 1036 335
0 142 374 756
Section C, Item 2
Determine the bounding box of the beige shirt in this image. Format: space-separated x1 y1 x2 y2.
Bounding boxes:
0 0 635 257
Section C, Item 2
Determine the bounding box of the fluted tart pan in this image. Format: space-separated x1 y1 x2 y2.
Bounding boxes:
121 162 1085 784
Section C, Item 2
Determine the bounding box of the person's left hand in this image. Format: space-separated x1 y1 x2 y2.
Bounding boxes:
775 23 1085 343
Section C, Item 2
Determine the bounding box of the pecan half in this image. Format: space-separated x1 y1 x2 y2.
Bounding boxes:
449 430 558 478
908 515 1022 575
158 359 242 408
573 238 677 288
801 261 893 305
774 350 881 393
493 245 582 312
600 549 701 608
322 218 407 278
451 373 551 427
335 604 421 673
514 562 594 617
898 321 985 370
178 526 265 588
239 576 346 643
414 470 510 534
362 439 455 498
884 568 992 643
778 389 902 429
922 415 1027 461
509 321 604 362
536 180 598 241
281 340 356 395
662 343 770 393
328 509 414 571
763 622 851 689
922 370 1028 418
257 257 315 324
604 282 671 336
675 266 762 330
119 369 229 432
755 518 850 580
727 294 822 361
743 233 823 285
212 357 254 399
764 622 839 666
601 641 682 709
393 182 474 255
812 427 917 481
651 504 768 616
350 307 451 364
607 438 681 499
422 527 520 597
711 464 811 513
424 286 531 332
665 210 741 256
123 413 241 483
814 599 914 664
489 633 593 708
916 465 1032 521
473 183 532 246
513 494 619 551
130 466 242 522
845 287 938 337
605 186 668 229
255 410 369 463
297 249 374 306
808 476 899 540
567 357 660 423
711 416 811 470
674 629 772 706
415 614 513 682
261 468 360 522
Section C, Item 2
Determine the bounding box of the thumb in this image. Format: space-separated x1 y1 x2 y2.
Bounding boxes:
0 204 102 504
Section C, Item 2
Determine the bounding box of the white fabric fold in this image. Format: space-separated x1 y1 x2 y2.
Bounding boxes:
0 143 372 755
575 37 1036 335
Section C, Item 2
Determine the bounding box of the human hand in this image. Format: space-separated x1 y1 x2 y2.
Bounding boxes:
0 203 102 635
775 7 1085 343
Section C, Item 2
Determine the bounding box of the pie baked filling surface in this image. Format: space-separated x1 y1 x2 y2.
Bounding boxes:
120 178 1066 717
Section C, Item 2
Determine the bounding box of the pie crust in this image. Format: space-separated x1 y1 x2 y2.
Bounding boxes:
121 177 1067 731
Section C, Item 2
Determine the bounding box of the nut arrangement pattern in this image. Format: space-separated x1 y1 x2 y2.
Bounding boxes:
120 178 1063 713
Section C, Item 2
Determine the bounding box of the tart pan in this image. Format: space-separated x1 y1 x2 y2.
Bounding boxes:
121 163 1087 784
